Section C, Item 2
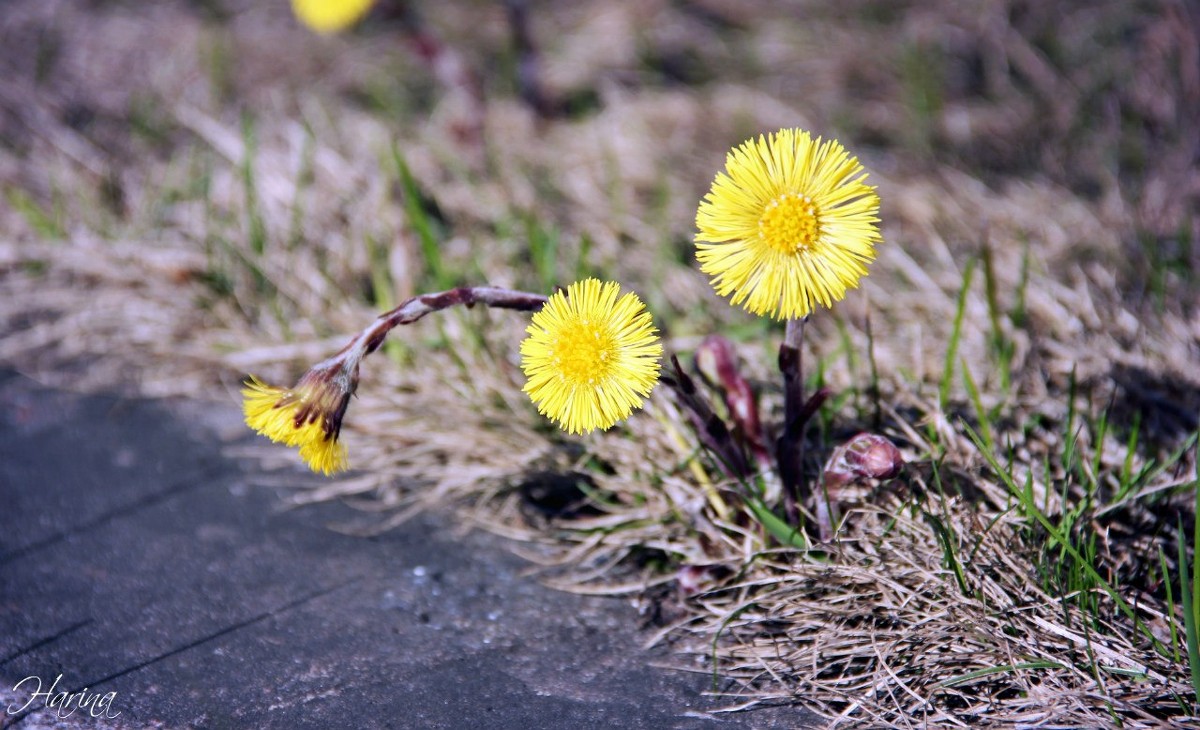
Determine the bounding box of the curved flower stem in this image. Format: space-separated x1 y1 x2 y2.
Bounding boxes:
319 286 549 378
244 286 547 475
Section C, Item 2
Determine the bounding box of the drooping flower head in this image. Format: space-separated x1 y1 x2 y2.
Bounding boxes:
291 0 375 34
521 279 662 434
695 128 882 320
242 365 356 475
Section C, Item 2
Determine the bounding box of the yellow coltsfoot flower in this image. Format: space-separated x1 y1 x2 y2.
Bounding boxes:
521 279 662 435
242 368 354 475
696 128 882 320
291 0 375 34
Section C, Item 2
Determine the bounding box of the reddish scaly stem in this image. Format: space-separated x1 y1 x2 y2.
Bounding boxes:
776 316 809 525
319 286 548 377
363 286 548 355
695 335 770 470
662 355 752 479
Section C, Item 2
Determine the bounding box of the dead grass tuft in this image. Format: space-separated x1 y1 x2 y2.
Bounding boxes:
2 0 1198 725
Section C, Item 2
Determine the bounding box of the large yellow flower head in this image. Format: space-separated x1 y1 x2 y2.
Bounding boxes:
521 279 662 435
243 372 352 475
291 0 375 34
695 128 882 320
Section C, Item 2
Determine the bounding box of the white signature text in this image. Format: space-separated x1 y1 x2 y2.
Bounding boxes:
7 674 121 719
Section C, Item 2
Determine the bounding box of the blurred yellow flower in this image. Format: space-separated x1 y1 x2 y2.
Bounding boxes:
243 374 350 475
291 0 375 34
696 128 882 320
521 279 662 434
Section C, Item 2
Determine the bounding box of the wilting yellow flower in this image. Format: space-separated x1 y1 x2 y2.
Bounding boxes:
696 128 882 320
521 279 662 435
291 0 375 34
243 374 350 475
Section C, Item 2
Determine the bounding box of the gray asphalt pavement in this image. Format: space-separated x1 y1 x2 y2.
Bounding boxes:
0 370 810 729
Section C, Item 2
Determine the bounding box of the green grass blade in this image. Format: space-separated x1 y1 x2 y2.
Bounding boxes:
712 602 757 691
1178 518 1200 703
365 232 408 366
925 510 970 596
5 187 64 238
981 242 1012 391
865 312 882 429
525 216 560 292
286 124 316 250
1115 412 1142 502
745 497 808 550
939 660 1064 688
940 257 975 413
1161 547 1182 664
574 232 594 282
1190 450 1200 701
240 112 267 259
391 145 450 290
1011 235 1031 329
965 421 1167 655
961 357 994 454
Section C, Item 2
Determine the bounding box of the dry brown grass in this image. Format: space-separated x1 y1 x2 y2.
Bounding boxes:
2 0 1199 725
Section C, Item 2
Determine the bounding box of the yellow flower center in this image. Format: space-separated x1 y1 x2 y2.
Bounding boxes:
553 321 615 386
758 193 821 254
